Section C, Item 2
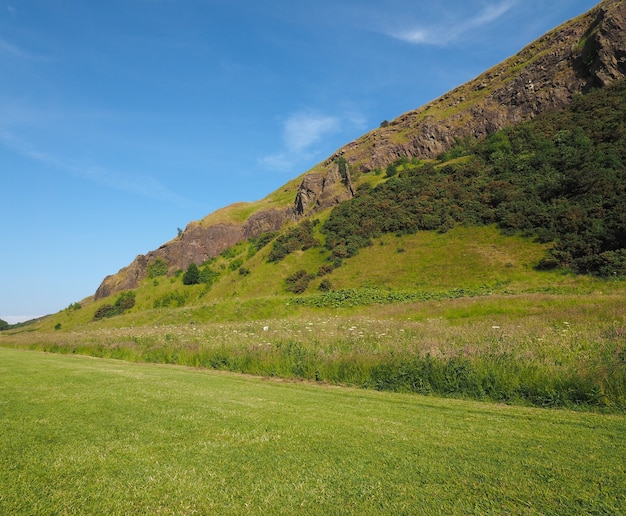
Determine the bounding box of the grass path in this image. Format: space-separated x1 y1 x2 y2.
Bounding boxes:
1 347 624 514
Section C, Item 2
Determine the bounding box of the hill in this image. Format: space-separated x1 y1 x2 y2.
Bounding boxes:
93 0 626 299
1 0 625 410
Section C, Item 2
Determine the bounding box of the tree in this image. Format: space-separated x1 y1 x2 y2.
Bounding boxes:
182 263 200 285
0 318 8 331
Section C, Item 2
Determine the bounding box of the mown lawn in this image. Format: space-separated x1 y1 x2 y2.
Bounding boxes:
1 347 624 514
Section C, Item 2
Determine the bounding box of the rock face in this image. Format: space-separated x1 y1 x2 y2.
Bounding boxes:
341 0 626 171
294 163 353 216
94 208 294 300
95 0 626 300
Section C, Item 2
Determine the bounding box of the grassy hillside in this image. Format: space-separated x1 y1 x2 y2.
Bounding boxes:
191 173 307 227
3 72 626 411
1 347 624 514
10 224 599 330
322 79 626 278
3 230 624 409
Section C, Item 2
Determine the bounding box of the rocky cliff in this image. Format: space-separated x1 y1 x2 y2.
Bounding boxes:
95 161 351 299
95 0 626 300
336 0 626 171
95 207 296 299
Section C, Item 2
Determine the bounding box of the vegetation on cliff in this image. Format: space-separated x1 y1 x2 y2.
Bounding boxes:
322 80 626 277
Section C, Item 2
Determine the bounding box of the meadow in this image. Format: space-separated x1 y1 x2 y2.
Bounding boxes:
3 38 626 515
1 347 624 514
3 284 625 410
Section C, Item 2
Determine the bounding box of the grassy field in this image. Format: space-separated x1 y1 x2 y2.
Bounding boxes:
4 285 625 409
1 347 624 515
3 227 624 409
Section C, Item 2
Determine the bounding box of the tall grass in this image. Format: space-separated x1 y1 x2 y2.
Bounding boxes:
4 292 624 409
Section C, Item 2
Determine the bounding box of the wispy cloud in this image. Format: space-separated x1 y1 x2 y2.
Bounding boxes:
0 37 47 61
259 110 343 172
392 1 516 46
283 111 340 153
0 130 194 206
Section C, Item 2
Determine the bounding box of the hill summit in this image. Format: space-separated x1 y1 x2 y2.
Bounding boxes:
95 0 626 300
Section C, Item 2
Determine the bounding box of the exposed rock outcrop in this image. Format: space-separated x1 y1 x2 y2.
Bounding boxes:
341 0 626 171
95 208 294 300
294 163 353 216
95 0 626 300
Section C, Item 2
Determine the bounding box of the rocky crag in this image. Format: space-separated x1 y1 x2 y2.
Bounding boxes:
95 0 626 300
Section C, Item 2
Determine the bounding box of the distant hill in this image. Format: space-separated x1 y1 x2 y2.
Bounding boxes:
95 0 626 300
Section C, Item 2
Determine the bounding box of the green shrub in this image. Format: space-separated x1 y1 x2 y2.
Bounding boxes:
268 220 321 263
93 291 136 320
199 266 220 285
115 291 136 311
93 304 120 320
153 291 187 308
220 247 238 259
285 269 315 294
385 163 398 177
317 264 334 276
229 258 244 271
146 258 168 278
318 279 333 292
248 231 280 257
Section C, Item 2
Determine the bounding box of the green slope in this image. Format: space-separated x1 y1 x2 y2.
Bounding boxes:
31 79 625 330
3 65 626 411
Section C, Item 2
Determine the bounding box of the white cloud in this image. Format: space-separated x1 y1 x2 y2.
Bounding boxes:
397 29 429 45
0 38 28 58
464 1 516 30
258 152 298 173
392 1 516 46
283 111 340 153
259 110 345 172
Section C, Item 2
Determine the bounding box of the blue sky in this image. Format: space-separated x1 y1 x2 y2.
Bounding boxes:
1 0 599 322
